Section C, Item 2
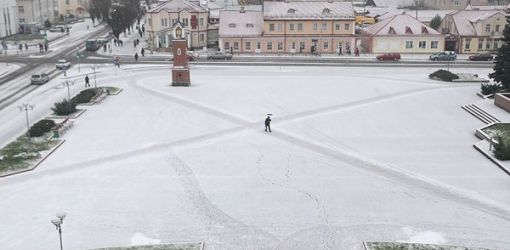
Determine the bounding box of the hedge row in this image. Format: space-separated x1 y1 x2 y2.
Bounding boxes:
429 70 459 82
28 119 56 137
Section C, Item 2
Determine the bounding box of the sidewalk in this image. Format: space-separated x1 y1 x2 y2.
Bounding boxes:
0 63 21 77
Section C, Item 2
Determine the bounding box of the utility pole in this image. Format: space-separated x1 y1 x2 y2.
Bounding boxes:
18 103 34 138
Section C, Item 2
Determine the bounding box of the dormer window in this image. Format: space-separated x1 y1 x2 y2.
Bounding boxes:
421 26 428 34
228 23 236 28
322 8 331 14
405 26 413 34
287 8 296 14
246 23 254 28
388 27 396 34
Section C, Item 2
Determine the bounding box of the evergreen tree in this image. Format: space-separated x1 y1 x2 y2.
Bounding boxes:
489 16 510 89
429 14 441 31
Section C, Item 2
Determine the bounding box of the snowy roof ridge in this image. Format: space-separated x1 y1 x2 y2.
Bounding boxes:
148 0 208 13
446 10 505 36
263 1 355 20
364 13 440 36
219 10 264 37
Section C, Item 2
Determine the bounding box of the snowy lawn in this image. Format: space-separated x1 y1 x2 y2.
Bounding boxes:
0 65 509 250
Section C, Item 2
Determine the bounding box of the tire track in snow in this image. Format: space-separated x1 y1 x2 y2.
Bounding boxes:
167 153 280 249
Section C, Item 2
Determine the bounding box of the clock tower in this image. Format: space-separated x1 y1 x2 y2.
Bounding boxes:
171 27 190 86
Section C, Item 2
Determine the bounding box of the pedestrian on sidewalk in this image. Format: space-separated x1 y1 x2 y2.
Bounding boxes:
355 47 359 57
134 52 139 61
85 75 90 87
19 44 22 51
264 115 272 132
141 48 145 56
25 43 28 50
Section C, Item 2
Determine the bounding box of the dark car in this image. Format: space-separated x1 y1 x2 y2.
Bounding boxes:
376 53 401 61
469 53 493 61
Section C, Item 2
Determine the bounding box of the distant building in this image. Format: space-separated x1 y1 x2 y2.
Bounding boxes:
219 7 264 53
57 0 90 18
145 0 212 50
16 0 55 25
0 0 18 38
439 9 507 53
263 1 356 54
361 13 444 53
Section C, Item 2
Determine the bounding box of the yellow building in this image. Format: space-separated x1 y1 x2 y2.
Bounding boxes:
439 10 507 53
220 1 356 54
361 13 444 54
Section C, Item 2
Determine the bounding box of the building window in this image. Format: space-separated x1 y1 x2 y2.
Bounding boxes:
486 24 491 33
298 23 302 31
291 42 296 49
246 42 251 50
267 42 272 50
18 6 24 13
257 42 261 49
225 42 230 50
322 23 327 31
335 24 340 31
465 38 471 50
405 41 413 48
246 23 254 28
183 18 188 26
278 42 283 50
323 42 328 49
289 23 295 31
200 33 205 42
313 23 318 31
148 18 152 26
199 18 204 26
345 23 349 30
228 23 236 28
419 41 426 48
486 40 491 49
277 23 283 32
269 23 275 31
478 40 483 50
495 24 500 33
431 41 438 48
66 0 70 4
300 42 305 51
234 42 239 50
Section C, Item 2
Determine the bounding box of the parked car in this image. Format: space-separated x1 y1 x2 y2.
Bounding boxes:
56 59 71 70
429 51 457 61
49 27 61 32
207 51 233 60
31 73 50 85
376 53 401 61
469 53 493 61
187 54 198 61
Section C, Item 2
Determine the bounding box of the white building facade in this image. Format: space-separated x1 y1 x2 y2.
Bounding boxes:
0 0 18 38
16 0 55 25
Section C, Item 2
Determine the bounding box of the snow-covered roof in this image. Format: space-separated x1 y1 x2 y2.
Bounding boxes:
375 9 452 23
219 10 264 37
370 0 414 8
364 13 441 36
148 0 208 13
447 10 505 36
264 1 354 20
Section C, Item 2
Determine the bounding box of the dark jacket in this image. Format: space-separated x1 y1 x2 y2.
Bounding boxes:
265 117 271 126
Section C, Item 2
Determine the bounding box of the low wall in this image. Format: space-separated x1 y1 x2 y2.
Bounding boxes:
494 93 510 112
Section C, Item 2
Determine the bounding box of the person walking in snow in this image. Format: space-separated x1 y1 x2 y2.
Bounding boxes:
141 48 145 56
134 52 139 61
85 75 90 87
265 116 272 132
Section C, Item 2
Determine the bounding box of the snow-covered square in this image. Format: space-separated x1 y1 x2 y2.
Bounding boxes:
0 65 509 250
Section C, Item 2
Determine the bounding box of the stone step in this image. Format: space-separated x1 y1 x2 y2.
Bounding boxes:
462 104 496 124
469 104 500 123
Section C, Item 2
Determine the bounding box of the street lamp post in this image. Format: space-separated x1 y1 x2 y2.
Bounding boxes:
62 80 74 117
18 103 34 138
90 65 99 88
51 212 66 250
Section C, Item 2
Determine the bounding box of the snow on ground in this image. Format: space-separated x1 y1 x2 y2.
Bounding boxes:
0 63 21 77
0 65 509 250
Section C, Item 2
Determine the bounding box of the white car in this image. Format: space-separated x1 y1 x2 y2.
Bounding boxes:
56 59 71 70
31 73 50 85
